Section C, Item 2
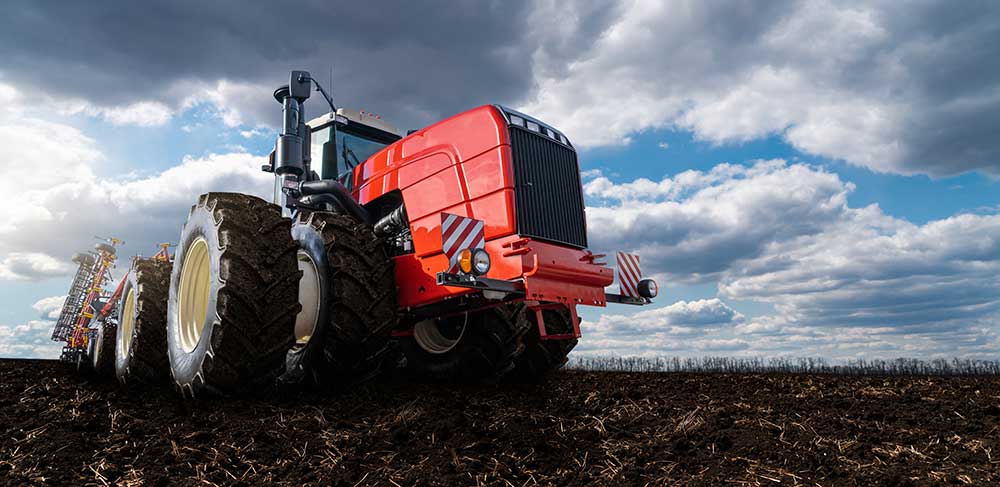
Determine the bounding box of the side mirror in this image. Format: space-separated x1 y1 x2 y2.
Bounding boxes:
289 70 311 101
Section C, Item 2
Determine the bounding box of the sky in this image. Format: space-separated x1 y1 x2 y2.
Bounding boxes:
1 0 998 361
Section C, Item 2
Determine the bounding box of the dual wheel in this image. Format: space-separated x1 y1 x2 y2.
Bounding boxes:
81 259 170 382
104 192 395 395
165 193 396 396
115 258 171 384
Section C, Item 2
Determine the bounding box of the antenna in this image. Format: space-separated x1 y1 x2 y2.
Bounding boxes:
297 73 336 113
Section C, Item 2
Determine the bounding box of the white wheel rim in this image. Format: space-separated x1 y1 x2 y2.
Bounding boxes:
93 327 102 367
119 288 136 360
178 237 211 353
294 250 321 347
413 315 467 354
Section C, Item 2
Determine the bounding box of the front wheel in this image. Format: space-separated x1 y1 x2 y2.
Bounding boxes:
166 193 301 396
283 211 397 389
397 305 529 383
506 306 578 382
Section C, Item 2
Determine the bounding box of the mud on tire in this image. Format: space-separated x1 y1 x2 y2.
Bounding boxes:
116 258 171 384
167 193 300 396
285 211 397 388
507 306 578 382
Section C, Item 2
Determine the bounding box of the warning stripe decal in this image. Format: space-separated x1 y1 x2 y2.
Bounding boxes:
441 213 485 273
617 252 642 298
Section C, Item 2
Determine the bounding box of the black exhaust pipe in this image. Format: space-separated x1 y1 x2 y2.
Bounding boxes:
298 179 371 225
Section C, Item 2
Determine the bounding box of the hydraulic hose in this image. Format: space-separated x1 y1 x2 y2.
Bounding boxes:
373 204 408 238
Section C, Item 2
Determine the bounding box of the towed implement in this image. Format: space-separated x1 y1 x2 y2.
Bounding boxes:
50 238 122 370
50 243 173 379
62 71 658 396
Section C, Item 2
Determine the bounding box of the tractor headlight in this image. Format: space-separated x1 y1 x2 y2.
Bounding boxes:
637 279 658 299
458 248 491 275
472 249 491 275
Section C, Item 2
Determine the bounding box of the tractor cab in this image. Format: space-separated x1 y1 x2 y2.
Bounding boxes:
269 105 402 208
306 108 402 189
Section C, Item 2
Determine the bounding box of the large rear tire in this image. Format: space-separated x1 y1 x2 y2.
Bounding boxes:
115 258 171 384
166 193 300 396
284 211 397 388
398 305 528 382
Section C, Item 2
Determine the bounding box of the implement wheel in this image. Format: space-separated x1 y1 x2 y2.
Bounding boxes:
167 193 300 396
90 321 116 376
398 305 528 382
75 349 91 373
116 258 171 384
283 211 397 388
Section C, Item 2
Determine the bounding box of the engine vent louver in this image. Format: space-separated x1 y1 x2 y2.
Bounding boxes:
509 127 588 249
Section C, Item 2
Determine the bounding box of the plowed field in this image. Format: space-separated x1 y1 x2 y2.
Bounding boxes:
1 359 997 486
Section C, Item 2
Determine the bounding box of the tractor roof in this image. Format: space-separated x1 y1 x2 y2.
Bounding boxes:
307 107 402 138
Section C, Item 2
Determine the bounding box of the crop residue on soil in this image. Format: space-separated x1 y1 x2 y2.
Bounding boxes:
1 359 998 486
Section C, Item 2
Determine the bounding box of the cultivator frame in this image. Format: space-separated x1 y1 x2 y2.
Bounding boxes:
51 255 97 342
51 238 122 363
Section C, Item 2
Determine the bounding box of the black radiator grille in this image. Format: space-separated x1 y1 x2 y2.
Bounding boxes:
509 127 588 249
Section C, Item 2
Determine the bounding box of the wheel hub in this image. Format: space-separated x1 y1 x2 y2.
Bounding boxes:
413 315 467 354
93 326 103 365
294 250 321 347
119 288 136 359
178 237 211 353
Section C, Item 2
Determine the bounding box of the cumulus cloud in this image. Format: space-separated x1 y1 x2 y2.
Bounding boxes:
0 253 74 281
0 319 63 359
60 100 174 127
586 159 1000 359
588 160 851 282
719 208 1000 333
0 83 273 280
31 295 66 320
522 0 1000 176
589 298 743 335
0 151 273 275
576 298 748 356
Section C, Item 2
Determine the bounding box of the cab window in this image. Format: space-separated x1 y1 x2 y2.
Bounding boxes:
310 124 390 188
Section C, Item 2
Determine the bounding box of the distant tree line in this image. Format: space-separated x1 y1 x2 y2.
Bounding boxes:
567 356 1000 376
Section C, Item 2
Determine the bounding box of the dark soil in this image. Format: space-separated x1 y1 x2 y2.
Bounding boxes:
1 359 997 486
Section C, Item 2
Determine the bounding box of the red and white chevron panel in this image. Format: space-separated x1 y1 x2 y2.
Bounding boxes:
617 252 642 298
441 212 485 273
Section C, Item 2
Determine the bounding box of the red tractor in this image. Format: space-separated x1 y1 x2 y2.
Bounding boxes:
122 71 657 395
